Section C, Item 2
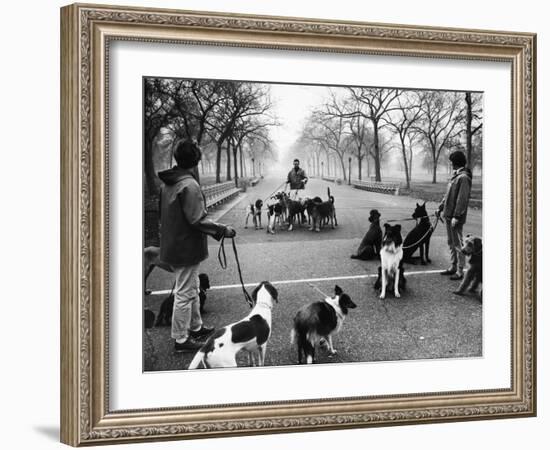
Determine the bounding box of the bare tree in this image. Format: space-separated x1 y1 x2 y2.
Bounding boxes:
415 91 464 183
385 92 423 189
346 87 401 181
464 92 483 169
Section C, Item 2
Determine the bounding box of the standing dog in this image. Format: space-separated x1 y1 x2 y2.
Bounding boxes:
245 199 263 229
351 209 382 260
187 281 278 369
266 193 285 234
403 203 433 265
281 192 306 231
307 188 337 232
454 235 482 297
374 224 406 299
291 285 357 364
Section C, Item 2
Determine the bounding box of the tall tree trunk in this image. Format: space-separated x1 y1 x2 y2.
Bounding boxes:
372 121 382 182
432 156 438 184
465 92 473 169
144 134 159 196
233 145 239 188
226 141 232 181
215 140 223 183
338 155 347 181
239 145 244 178
399 136 411 189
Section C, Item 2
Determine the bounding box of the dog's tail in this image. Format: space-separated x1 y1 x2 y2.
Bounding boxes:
328 187 334 204
187 350 206 370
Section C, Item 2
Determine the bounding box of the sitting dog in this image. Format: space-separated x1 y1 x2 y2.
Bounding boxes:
245 199 263 229
454 235 482 297
144 309 155 329
351 209 382 260
155 274 211 327
307 188 337 232
374 224 406 299
291 285 357 364
187 281 278 369
403 202 433 265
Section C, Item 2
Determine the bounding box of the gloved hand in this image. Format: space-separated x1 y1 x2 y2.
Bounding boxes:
451 218 459 228
224 226 236 238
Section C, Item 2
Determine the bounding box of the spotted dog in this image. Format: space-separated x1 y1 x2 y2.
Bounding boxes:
187 281 278 369
245 199 263 229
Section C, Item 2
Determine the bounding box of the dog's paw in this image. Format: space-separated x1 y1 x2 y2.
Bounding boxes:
379 293 386 299
394 292 401 298
453 290 465 296
426 258 432 264
329 349 337 356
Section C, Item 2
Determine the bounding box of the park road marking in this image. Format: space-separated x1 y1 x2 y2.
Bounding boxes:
148 269 444 295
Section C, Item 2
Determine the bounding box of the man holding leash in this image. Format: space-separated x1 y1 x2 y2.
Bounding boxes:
158 140 236 352
437 150 472 281
286 158 308 195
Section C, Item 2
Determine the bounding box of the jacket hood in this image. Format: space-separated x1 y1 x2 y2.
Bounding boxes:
157 166 197 185
453 167 473 180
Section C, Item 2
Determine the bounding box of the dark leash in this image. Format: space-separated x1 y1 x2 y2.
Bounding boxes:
401 213 443 250
218 236 254 309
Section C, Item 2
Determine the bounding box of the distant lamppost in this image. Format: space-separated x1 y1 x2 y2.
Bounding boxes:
348 157 352 185
321 161 324 178
252 157 255 177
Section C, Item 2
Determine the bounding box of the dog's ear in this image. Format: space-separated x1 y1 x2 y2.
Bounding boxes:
334 285 343 295
261 281 279 302
422 201 426 207
383 223 390 229
416 202 419 207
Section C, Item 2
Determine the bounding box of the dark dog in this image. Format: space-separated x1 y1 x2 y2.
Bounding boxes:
307 188 337 232
155 273 211 327
374 224 406 298
245 199 263 229
281 192 306 231
454 235 482 297
351 209 382 260
291 285 356 364
144 309 155 329
403 202 433 265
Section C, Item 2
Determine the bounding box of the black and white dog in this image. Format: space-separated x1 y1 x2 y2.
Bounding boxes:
187 281 278 369
266 193 286 234
245 199 263 229
155 274 211 327
374 224 406 299
291 285 357 364
403 202 433 265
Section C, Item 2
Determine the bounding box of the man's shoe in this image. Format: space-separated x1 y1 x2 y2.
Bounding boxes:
174 338 203 353
440 268 457 276
450 273 464 281
189 326 215 339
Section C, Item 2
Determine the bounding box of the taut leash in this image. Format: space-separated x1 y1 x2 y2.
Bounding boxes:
218 236 254 308
401 213 442 250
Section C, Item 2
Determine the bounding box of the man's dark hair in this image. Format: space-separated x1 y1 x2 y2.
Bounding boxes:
174 140 201 169
293 159 300 163
449 150 467 168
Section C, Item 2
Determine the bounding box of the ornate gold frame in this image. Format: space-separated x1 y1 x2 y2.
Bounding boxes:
60 3 536 446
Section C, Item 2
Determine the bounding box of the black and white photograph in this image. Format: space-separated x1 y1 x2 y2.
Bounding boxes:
143 77 483 371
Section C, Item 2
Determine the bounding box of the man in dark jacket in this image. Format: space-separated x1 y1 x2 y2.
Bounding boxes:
286 159 308 191
158 140 236 352
438 150 472 281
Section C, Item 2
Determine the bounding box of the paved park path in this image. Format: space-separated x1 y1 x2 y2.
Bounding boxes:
144 176 482 372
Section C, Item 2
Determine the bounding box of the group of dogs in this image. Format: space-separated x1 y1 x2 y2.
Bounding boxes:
245 187 337 233
145 200 483 369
